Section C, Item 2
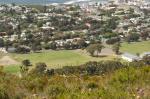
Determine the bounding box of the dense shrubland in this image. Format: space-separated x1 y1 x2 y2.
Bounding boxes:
0 60 150 99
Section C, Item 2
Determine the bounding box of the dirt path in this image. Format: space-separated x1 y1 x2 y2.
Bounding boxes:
74 48 114 56
0 56 19 66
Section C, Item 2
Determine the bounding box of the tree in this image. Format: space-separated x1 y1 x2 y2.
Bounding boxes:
141 32 149 40
128 7 134 14
142 55 150 65
0 86 9 99
86 44 104 57
4 40 11 51
50 41 57 50
106 37 120 45
77 39 87 49
16 24 21 38
126 33 140 42
22 59 31 67
43 43 50 50
37 21 44 27
43 5 47 13
16 46 30 54
112 42 121 55
63 42 70 50
26 14 34 23
20 59 31 76
106 17 118 30
5 24 14 36
0 38 4 47
31 37 42 52
34 62 47 75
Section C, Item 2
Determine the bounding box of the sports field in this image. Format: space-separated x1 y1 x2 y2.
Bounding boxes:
120 41 150 54
10 50 115 68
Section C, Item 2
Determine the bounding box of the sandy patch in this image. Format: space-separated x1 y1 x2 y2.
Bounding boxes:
74 48 114 56
0 56 19 66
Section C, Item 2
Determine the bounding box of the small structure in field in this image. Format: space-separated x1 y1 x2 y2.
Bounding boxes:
121 53 141 62
7 47 16 53
140 52 150 58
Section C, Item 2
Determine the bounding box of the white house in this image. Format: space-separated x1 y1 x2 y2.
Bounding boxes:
121 53 141 62
140 52 150 58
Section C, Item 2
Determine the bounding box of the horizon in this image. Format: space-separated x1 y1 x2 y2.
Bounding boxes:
0 0 108 5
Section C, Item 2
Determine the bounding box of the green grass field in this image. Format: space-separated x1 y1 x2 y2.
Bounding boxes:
121 41 150 54
10 50 115 68
3 65 20 73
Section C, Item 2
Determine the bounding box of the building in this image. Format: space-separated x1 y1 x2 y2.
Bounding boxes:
7 47 16 53
113 0 144 4
121 53 141 62
140 52 150 58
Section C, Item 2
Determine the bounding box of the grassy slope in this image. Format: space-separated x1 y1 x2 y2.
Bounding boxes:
120 41 150 54
10 50 115 68
3 65 20 73
1 66 149 99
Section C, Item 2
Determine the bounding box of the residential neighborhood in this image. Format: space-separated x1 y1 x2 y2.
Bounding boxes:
0 0 149 62
0 0 150 99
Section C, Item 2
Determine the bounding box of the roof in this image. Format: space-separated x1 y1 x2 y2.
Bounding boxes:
122 53 140 60
140 52 150 57
7 47 16 53
141 52 150 55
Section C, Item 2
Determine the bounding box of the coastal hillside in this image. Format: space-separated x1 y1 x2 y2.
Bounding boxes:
0 61 149 99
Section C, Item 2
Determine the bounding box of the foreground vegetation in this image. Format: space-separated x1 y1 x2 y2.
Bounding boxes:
0 59 150 99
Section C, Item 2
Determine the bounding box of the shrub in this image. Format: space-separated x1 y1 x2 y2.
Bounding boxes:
86 82 99 89
46 85 65 97
0 86 9 99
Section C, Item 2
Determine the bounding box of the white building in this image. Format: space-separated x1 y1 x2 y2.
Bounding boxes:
121 53 141 62
140 52 150 58
113 0 144 5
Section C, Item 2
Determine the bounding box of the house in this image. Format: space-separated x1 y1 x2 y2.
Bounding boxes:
140 52 150 58
9 34 18 41
7 47 16 53
0 47 7 53
121 53 141 62
0 32 7 36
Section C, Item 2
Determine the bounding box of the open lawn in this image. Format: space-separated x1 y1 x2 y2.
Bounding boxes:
3 65 20 73
120 41 150 54
10 50 115 68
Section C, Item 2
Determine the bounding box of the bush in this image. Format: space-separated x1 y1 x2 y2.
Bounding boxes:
53 61 123 76
46 85 65 97
0 86 9 99
16 46 30 54
86 82 99 89
106 37 120 45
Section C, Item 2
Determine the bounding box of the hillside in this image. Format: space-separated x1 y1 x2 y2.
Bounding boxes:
0 61 149 99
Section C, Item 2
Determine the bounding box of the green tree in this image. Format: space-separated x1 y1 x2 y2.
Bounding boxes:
0 38 4 47
22 59 31 67
34 62 47 75
86 44 104 57
141 32 149 40
77 39 87 49
20 60 31 76
50 41 57 50
112 42 121 55
142 55 150 65
126 33 140 42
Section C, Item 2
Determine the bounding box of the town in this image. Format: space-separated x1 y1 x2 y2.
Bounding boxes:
0 0 150 63
0 0 150 99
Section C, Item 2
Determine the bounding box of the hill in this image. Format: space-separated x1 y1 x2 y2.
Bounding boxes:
0 61 149 99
